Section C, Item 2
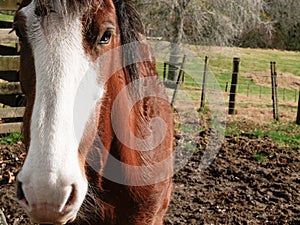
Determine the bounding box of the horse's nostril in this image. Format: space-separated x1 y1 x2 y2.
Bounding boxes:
66 184 77 207
16 181 25 200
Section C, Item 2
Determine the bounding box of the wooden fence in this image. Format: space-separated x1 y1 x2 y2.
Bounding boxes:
0 3 23 134
0 0 20 11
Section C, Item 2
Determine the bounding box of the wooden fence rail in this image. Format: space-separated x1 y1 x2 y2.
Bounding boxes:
0 0 20 10
0 28 18 45
0 107 24 134
0 4 22 134
0 55 19 70
0 82 21 95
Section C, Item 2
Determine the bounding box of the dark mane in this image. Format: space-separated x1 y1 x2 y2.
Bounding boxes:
113 0 145 82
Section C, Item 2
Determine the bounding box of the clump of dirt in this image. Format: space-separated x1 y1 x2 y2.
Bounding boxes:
0 120 299 224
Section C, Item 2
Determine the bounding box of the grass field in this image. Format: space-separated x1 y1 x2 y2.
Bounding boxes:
0 13 13 23
154 43 300 122
224 118 300 149
188 46 300 76
157 45 300 89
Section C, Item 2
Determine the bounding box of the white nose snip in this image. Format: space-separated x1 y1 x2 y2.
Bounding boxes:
16 151 88 224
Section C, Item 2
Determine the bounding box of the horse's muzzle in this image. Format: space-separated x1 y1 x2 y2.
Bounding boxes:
16 180 79 224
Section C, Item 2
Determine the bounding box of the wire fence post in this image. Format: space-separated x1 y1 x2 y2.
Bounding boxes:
163 62 167 82
171 55 187 107
200 56 208 110
271 61 279 121
296 90 300 125
259 86 262 99
247 83 250 97
228 57 240 115
225 82 229 92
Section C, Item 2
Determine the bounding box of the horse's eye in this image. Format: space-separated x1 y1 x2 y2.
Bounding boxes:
98 31 112 45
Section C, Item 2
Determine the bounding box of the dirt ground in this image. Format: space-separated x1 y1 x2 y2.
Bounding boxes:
166 127 300 224
0 120 299 225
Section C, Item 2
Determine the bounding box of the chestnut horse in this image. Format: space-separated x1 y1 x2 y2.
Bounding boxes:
14 0 173 224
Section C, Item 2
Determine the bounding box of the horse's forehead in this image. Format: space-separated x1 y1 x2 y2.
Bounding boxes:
32 0 97 16
35 0 92 8
30 0 117 21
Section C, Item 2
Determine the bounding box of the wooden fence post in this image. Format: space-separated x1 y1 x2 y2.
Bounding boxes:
296 90 300 125
259 86 262 99
247 83 250 97
163 62 167 82
0 0 21 10
225 82 228 92
200 56 208 110
228 57 240 115
271 61 279 121
171 55 187 107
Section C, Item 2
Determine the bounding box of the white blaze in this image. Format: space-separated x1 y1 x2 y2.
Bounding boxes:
17 2 103 210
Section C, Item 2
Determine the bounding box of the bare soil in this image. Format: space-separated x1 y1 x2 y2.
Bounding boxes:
0 120 299 225
166 124 300 225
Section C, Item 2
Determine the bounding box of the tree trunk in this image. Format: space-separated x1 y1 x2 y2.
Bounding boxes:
167 3 185 81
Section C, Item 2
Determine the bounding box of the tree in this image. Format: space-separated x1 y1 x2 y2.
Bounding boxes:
265 0 300 50
168 0 191 80
132 0 273 79
133 0 271 45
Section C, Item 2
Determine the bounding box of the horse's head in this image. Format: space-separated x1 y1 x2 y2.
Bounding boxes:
14 0 136 223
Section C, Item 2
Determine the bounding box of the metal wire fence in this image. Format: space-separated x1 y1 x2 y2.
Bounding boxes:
157 54 300 122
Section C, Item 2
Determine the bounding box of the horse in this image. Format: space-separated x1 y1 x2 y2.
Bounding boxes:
13 0 174 224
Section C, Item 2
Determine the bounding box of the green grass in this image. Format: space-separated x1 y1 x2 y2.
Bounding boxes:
253 152 269 162
225 120 240 136
226 120 300 149
201 47 300 77
0 13 14 23
253 152 268 162
251 122 300 149
156 45 300 102
0 132 23 145
183 142 196 152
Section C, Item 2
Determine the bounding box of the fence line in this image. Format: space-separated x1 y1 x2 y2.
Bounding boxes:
0 5 23 134
161 55 300 122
